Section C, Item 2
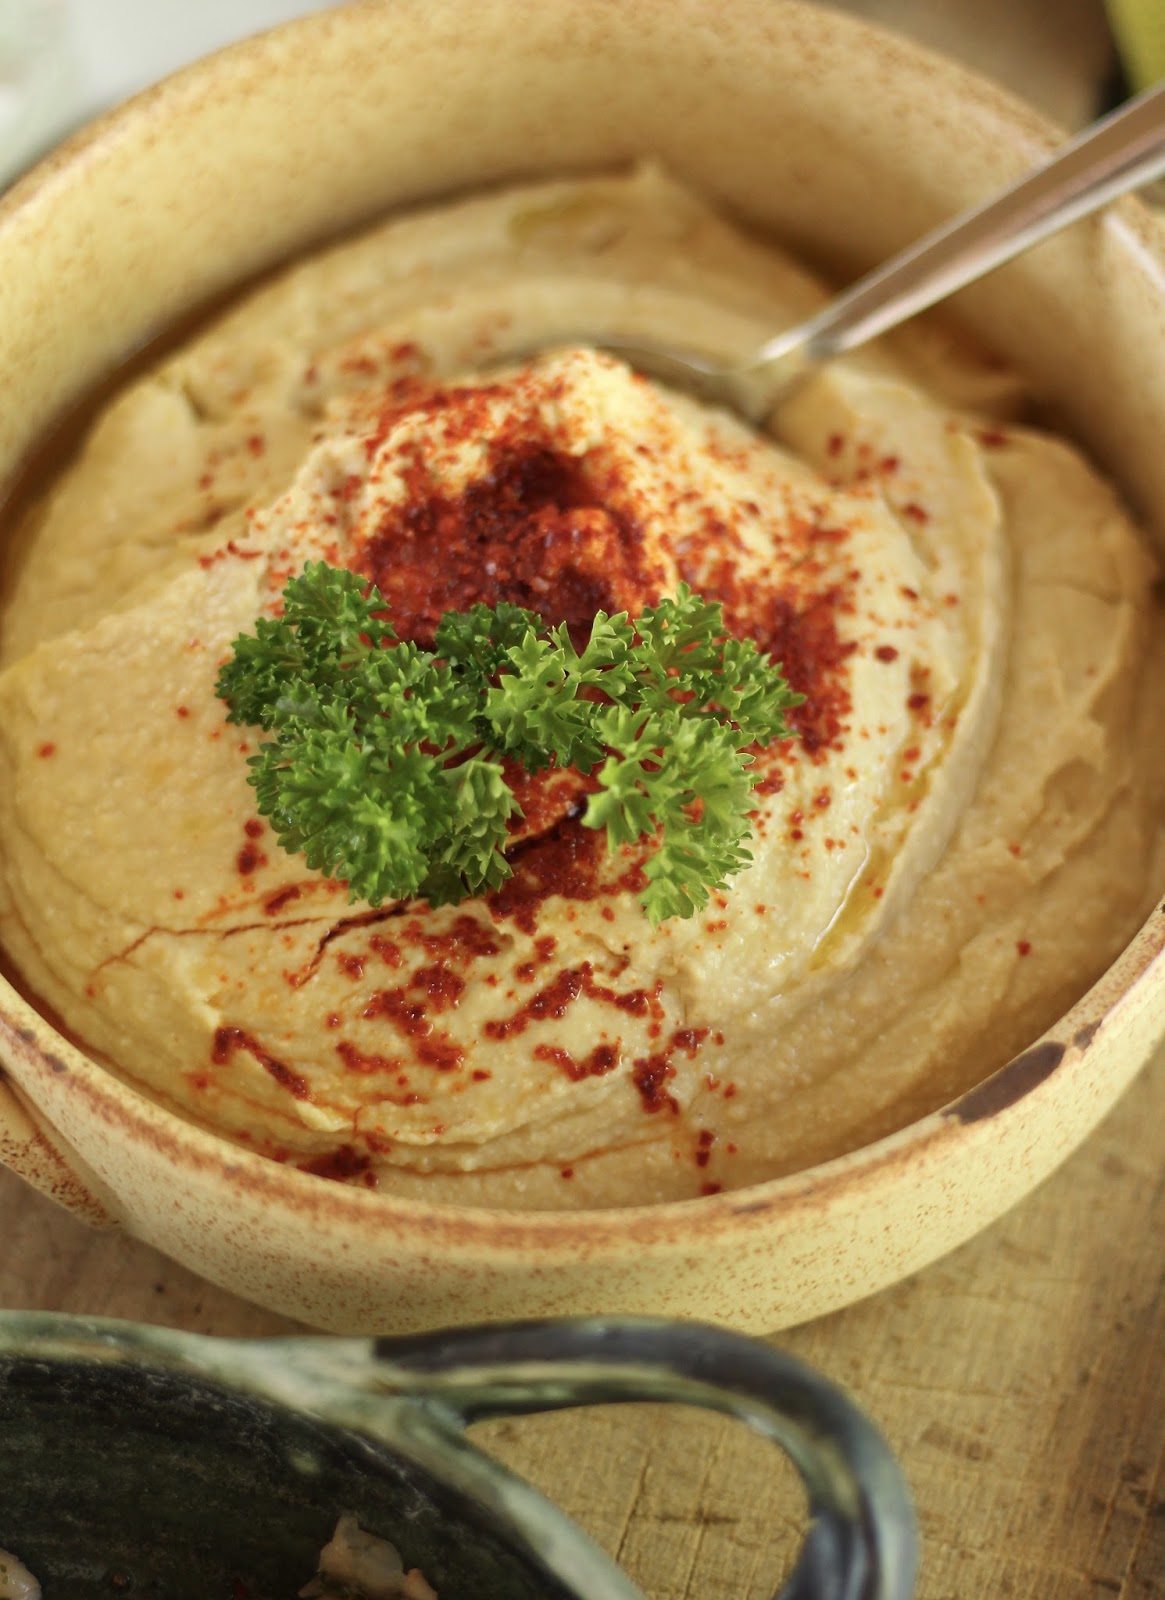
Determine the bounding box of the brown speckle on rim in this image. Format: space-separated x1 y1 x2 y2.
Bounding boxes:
1074 1018 1103 1051
948 1039 1067 1124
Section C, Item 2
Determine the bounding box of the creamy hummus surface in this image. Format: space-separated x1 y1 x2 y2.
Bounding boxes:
1 167 1163 1207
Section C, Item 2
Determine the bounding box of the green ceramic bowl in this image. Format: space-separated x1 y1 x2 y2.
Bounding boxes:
0 1314 915 1600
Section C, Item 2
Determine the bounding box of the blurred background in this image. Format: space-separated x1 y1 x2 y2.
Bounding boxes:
0 0 1162 190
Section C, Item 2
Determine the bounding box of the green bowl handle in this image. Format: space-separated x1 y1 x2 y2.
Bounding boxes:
373 1316 917 1600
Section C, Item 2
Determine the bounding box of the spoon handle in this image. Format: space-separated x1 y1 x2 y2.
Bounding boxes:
751 79 1165 385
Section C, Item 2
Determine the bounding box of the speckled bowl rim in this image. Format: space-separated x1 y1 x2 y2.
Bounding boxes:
0 0 1163 1260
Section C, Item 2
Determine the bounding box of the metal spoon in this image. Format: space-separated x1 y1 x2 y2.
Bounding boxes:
580 80 1165 423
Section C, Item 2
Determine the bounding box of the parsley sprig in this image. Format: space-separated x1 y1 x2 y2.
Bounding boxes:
216 563 801 924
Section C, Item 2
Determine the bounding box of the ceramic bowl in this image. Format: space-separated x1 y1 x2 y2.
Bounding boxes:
0 0 1163 1333
0 1312 916 1600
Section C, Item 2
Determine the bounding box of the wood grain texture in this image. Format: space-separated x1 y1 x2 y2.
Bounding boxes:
0 1050 1161 1598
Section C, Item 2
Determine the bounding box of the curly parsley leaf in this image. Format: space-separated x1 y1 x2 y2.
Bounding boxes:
216 562 802 922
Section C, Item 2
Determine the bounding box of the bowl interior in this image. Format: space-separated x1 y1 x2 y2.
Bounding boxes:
0 1353 567 1599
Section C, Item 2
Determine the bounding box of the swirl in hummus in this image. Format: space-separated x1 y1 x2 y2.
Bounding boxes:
1 167 1163 1208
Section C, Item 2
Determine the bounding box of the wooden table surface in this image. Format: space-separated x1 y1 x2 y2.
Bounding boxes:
1 1048 1161 1600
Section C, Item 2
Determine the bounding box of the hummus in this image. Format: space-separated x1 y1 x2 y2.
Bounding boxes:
1 167 1163 1208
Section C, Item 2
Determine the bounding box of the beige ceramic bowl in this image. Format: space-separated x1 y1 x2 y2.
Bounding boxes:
1 0 1163 1334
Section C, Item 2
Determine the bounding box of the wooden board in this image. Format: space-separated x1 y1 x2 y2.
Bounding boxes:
1 1049 1161 1599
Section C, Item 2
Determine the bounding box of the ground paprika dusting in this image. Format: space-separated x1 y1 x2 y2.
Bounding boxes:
212 1026 311 1100
354 388 665 648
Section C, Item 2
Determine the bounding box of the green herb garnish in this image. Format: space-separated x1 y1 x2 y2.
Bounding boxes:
216 563 801 924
